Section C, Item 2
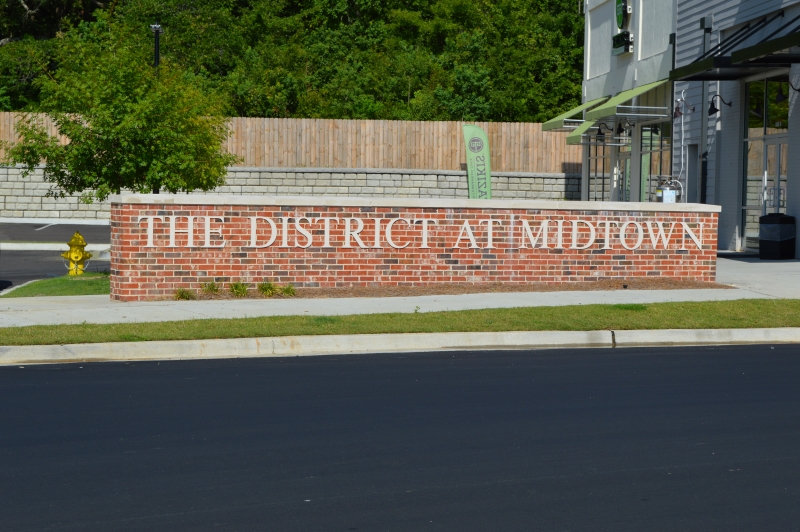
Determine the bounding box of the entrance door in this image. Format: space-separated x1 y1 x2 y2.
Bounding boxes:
765 139 788 215
687 145 699 203
741 137 788 250
618 152 631 202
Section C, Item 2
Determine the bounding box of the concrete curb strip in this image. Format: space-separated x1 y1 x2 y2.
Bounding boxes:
1 328 800 365
0 279 41 297
0 243 110 251
614 328 800 347
0 217 110 225
0 331 610 365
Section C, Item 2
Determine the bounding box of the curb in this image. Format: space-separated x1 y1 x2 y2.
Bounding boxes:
0 217 110 225
0 243 109 251
613 328 800 347
0 279 42 297
1 328 800 366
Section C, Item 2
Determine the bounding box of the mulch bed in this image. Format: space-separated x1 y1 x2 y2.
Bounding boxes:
189 278 731 300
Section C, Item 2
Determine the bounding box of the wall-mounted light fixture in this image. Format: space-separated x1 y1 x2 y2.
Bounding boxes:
776 83 788 104
776 80 800 104
596 123 614 140
674 99 694 118
708 94 732 116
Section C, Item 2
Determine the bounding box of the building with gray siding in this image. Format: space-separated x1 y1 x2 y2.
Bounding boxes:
672 0 800 253
545 0 676 207
549 0 800 255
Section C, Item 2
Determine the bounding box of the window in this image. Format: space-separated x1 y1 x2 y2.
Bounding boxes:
746 75 789 138
588 141 612 201
742 75 789 250
640 122 672 201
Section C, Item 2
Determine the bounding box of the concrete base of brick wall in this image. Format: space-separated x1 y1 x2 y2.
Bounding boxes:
1 166 580 221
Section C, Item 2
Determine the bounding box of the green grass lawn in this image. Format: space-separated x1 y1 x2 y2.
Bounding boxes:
1 273 110 298
1 299 799 346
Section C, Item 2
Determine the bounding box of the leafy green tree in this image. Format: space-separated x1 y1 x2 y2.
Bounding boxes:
0 85 10 110
0 0 585 122
3 14 239 202
0 0 101 40
0 0 106 108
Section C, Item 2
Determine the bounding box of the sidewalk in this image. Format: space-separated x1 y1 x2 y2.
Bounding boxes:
1 256 799 327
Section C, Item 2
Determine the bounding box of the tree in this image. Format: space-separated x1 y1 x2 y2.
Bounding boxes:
0 0 585 122
3 14 239 202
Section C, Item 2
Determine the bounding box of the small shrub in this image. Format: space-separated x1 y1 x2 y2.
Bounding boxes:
201 281 219 294
611 304 647 311
229 282 249 298
257 282 277 297
311 316 338 325
174 288 196 300
280 284 296 297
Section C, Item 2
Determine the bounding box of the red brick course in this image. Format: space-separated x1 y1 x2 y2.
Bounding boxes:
110 198 719 301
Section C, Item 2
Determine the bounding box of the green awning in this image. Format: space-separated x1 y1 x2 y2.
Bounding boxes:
542 96 609 132
585 80 668 121
566 120 596 145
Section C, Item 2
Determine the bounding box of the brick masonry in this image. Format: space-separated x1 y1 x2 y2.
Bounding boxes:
0 166 580 220
110 195 720 301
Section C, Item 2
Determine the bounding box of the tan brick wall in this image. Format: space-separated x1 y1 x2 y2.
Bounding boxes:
110 196 719 301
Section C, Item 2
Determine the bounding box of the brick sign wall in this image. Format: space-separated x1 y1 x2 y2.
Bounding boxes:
110 195 720 301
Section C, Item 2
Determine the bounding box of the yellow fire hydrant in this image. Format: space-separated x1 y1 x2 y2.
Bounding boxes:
62 231 93 276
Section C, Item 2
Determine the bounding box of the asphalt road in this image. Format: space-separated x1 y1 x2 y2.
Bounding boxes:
0 223 110 243
0 223 111 290
0 250 110 291
2 345 799 531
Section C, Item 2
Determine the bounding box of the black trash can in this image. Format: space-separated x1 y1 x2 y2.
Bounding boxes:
759 213 796 260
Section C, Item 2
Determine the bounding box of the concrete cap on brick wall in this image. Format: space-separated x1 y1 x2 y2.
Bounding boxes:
109 194 723 213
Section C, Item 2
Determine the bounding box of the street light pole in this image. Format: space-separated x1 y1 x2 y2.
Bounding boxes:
148 23 163 194
149 23 163 68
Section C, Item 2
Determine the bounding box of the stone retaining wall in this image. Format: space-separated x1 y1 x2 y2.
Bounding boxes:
0 166 580 221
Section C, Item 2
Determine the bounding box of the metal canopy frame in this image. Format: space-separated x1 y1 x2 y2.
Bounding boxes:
669 55 786 81
671 11 800 82
570 135 633 147
584 80 670 124
606 105 671 124
566 120 598 145
542 96 610 133
732 30 800 64
566 120 633 147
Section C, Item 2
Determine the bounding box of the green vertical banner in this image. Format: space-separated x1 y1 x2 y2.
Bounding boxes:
462 125 492 199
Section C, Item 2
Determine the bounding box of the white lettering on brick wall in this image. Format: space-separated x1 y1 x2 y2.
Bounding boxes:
135 215 704 251
386 218 412 249
248 217 277 248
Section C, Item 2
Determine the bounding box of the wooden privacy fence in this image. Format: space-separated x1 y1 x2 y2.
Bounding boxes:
226 118 581 173
0 114 582 173
0 113 70 149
